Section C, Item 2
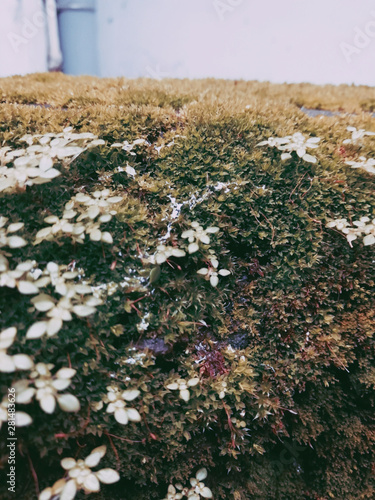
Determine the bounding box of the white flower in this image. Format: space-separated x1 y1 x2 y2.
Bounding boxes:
39 445 120 500
0 257 39 294
105 385 141 425
343 126 375 145
110 138 147 155
188 468 213 499
153 244 186 264
162 483 188 500
0 216 27 250
73 189 123 221
26 265 102 339
216 381 228 400
166 377 199 402
15 363 80 414
0 398 32 430
125 164 136 177
345 156 375 175
258 132 320 163
35 190 122 246
326 216 375 247
0 159 60 192
0 327 33 373
197 267 230 287
181 222 219 254
257 137 290 148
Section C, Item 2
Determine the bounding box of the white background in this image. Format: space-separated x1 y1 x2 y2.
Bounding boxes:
0 0 375 86
97 0 375 85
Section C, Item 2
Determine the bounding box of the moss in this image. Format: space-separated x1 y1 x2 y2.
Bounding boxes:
0 74 374 500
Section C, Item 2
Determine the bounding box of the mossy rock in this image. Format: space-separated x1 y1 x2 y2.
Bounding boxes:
0 74 374 500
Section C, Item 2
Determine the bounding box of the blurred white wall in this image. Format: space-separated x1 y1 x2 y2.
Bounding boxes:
0 0 61 77
0 0 48 77
97 0 375 85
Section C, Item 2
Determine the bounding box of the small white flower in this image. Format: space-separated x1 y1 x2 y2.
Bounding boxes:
188 468 213 499
258 132 320 163
326 216 375 247
125 164 136 177
0 257 39 294
105 385 141 425
39 445 120 500
15 363 80 414
166 377 199 402
110 138 147 155
181 222 219 254
343 126 375 145
153 244 186 264
345 156 375 175
197 266 230 287
162 483 188 500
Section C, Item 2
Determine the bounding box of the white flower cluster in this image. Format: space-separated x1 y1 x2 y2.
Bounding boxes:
0 256 38 294
197 250 230 288
0 128 104 192
0 397 32 429
101 385 141 425
343 126 375 145
258 132 320 163
39 445 119 500
345 156 375 175
0 327 33 373
13 363 80 415
166 377 199 402
0 216 27 252
111 137 147 154
0 259 102 337
326 216 375 247
35 189 123 245
152 244 186 265
162 468 213 500
181 222 219 254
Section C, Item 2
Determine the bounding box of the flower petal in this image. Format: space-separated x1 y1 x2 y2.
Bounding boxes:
114 408 129 425
57 394 80 412
26 321 48 339
18 281 39 295
61 457 77 470
180 389 190 402
15 411 32 427
47 318 63 337
188 242 199 254
127 408 141 422
210 275 219 287
31 294 55 312
196 468 208 481
40 394 56 414
201 486 213 498
83 473 100 493
218 269 231 276
13 354 34 370
187 378 199 387
95 468 120 484
166 383 179 391
72 305 96 317
56 368 76 379
121 389 140 401
60 479 77 500
7 236 27 248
